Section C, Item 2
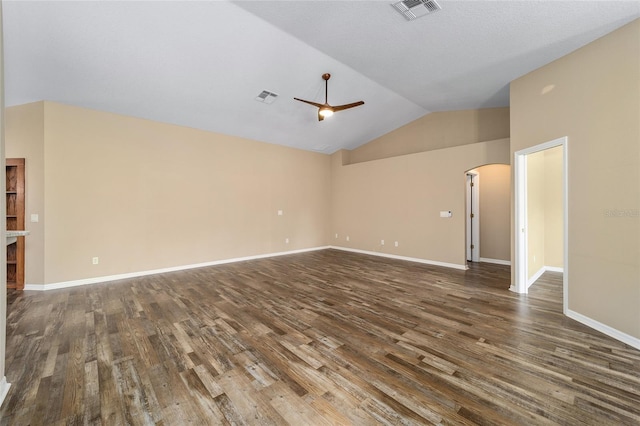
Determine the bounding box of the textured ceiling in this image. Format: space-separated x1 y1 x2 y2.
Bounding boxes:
3 1 639 153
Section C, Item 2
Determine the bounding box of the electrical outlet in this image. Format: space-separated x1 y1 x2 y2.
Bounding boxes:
346 236 350 242
277 210 283 216
285 238 289 244
394 241 399 247
381 239 385 245
335 233 338 239
92 257 99 265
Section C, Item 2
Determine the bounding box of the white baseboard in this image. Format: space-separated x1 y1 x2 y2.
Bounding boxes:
330 246 468 270
0 377 11 408
566 309 640 351
21 246 638 354
479 257 511 266
24 246 331 291
527 265 564 288
527 266 546 289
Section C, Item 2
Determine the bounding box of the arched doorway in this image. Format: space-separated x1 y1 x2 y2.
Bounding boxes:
465 164 511 266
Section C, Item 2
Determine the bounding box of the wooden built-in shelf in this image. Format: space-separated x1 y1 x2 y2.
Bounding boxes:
6 158 25 290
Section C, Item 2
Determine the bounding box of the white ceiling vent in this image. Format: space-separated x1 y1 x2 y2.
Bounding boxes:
255 90 278 104
392 0 441 21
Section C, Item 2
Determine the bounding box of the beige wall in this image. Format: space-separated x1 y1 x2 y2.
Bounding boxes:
7 102 330 284
347 107 510 164
544 147 563 268
526 147 564 280
331 139 510 267
5 102 45 284
475 164 510 262
6 101 513 284
526 150 545 277
511 19 640 338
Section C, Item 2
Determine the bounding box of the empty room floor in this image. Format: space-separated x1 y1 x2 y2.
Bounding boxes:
1 249 639 425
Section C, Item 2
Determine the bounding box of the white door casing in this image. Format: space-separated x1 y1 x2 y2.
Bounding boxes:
513 136 568 314
466 172 480 262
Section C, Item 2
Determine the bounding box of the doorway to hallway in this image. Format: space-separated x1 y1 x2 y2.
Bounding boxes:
513 136 568 313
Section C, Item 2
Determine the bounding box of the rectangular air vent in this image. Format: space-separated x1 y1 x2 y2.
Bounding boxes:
392 0 441 21
255 90 278 104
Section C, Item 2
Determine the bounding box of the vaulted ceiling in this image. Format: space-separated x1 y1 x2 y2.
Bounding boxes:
3 1 639 153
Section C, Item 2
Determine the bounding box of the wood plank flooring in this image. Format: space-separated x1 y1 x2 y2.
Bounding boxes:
1 249 639 425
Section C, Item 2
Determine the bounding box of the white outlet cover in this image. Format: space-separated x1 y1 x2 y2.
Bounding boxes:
381 239 385 245
394 241 399 247
31 214 39 222
346 236 350 241
277 210 283 216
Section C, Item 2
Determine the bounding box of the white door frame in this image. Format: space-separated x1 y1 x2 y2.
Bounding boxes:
465 171 480 262
513 136 568 313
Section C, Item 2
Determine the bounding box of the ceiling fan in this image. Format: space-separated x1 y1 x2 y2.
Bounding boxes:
294 73 364 121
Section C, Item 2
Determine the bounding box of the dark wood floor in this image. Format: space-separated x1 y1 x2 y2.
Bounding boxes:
1 249 639 425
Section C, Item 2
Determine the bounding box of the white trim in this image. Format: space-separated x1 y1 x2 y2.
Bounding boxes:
0 377 10 408
465 171 480 262
513 136 568 312
562 140 569 315
479 257 511 266
527 265 565 288
527 266 546 289
330 246 468 270
24 246 331 291
567 309 640 351
514 150 528 293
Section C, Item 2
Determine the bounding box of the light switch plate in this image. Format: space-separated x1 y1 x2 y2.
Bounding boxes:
31 214 39 222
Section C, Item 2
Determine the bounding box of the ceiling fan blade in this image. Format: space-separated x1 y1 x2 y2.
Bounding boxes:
332 101 365 112
295 74 364 120
294 98 324 109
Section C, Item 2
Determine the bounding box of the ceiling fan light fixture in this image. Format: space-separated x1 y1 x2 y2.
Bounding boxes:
294 73 364 121
319 107 334 118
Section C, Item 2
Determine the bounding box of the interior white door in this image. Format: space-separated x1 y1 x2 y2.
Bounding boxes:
466 172 480 262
